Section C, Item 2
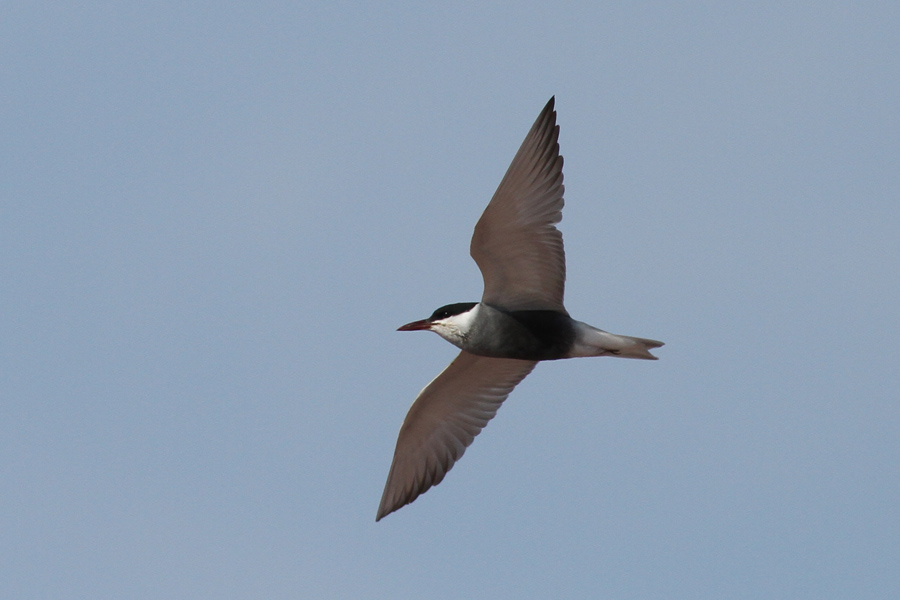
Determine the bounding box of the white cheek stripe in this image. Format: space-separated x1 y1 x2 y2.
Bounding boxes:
432 304 480 344
447 304 480 330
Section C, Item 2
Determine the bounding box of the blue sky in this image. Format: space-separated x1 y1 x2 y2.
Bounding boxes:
2 2 899 598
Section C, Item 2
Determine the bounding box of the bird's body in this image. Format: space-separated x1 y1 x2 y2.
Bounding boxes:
377 97 663 521
403 302 661 361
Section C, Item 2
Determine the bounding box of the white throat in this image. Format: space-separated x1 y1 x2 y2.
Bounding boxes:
430 304 480 347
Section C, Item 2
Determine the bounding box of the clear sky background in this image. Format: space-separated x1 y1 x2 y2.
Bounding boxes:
2 2 899 598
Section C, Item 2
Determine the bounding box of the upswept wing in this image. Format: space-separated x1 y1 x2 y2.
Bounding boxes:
377 352 536 521
470 97 567 312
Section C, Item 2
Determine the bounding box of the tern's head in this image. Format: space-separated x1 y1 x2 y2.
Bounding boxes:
398 302 479 345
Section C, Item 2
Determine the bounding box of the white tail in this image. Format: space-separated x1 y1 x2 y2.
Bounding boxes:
568 321 664 360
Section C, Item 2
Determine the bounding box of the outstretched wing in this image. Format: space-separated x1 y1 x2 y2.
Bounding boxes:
470 97 567 312
377 351 537 521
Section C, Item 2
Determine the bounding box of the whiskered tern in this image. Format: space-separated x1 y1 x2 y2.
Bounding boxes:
377 97 663 521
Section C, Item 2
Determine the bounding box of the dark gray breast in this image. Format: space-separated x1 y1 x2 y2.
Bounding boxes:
470 304 576 361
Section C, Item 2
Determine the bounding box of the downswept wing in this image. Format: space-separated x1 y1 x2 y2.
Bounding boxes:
470 97 567 312
377 351 537 521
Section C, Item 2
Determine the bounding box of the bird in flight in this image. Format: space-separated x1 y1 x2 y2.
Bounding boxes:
377 97 663 521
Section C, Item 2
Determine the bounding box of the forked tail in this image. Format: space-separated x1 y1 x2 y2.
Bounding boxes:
569 322 664 360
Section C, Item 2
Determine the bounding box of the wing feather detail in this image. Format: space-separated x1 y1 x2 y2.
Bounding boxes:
470 97 567 312
376 352 537 521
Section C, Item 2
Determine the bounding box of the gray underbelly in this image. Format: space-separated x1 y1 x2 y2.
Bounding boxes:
462 305 575 361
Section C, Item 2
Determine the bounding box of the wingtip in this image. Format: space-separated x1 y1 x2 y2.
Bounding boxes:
375 492 400 521
375 475 398 522
544 95 556 114
375 500 393 522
